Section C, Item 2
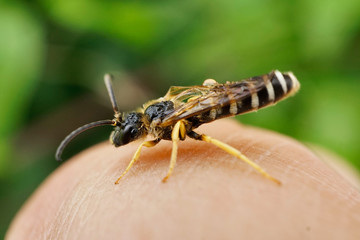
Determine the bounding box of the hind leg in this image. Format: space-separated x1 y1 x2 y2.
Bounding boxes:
188 131 281 185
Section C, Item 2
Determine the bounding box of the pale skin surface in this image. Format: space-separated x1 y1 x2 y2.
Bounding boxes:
6 119 360 240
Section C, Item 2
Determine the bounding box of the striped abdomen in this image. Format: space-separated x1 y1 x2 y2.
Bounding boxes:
193 70 300 126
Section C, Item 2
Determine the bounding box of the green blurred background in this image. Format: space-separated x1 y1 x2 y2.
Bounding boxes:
1 0 359 237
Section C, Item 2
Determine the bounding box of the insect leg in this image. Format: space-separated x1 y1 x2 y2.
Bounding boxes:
188 131 281 185
162 120 185 182
115 139 160 184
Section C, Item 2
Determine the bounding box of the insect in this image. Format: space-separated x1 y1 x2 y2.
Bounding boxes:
56 70 300 185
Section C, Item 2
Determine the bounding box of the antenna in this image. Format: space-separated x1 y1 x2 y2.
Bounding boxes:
55 120 115 161
104 74 119 114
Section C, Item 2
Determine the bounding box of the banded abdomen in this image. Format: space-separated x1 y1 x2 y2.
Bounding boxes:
190 70 300 127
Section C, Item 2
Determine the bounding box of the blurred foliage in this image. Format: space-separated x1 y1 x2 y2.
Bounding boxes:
1 0 360 237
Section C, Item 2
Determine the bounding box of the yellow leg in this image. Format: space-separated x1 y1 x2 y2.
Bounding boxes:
162 120 185 182
201 135 281 185
115 139 159 184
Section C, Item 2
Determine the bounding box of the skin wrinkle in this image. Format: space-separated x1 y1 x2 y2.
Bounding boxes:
278 144 316 182
49 153 113 239
266 138 338 191
61 177 112 239
43 159 97 239
63 188 86 238
348 191 360 212
58 183 88 238
49 193 70 238
78 183 109 235
73 178 105 231
249 142 287 176
45 191 65 238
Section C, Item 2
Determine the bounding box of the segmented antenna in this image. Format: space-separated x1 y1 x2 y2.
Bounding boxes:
104 74 119 114
55 120 115 161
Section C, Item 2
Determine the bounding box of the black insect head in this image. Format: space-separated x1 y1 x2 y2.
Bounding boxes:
110 112 146 147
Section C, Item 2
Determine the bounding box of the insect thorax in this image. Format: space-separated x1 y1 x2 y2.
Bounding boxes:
144 101 175 140
144 101 174 122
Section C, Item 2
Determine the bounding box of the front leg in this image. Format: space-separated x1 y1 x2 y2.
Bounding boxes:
115 139 160 184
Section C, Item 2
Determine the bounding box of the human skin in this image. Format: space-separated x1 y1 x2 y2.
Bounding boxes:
6 119 360 240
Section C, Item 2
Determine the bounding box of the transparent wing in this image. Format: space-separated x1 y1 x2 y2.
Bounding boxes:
161 77 266 126
163 85 211 104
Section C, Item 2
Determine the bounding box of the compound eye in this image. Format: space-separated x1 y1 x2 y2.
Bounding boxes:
122 125 138 144
110 124 143 147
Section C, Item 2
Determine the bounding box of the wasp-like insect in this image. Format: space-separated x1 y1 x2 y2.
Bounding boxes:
56 70 300 184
